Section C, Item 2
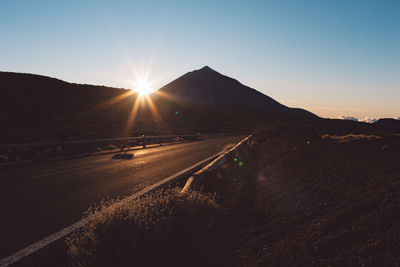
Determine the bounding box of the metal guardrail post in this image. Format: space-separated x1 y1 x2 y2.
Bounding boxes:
142 135 146 148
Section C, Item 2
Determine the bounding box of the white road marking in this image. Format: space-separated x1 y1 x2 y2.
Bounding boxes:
31 165 97 179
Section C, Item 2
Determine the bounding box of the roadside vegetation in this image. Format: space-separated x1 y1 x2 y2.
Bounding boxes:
66 189 221 267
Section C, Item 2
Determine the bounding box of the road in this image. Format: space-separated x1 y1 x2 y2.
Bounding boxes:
0 136 244 259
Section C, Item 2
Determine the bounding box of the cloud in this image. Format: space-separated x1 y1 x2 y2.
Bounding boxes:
338 116 358 121
360 117 378 123
338 116 399 123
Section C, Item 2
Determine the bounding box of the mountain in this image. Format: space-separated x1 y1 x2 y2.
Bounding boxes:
0 67 317 143
159 66 317 121
0 71 251 143
1 67 396 144
158 66 400 134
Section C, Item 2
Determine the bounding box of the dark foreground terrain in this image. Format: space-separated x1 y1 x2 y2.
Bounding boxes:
53 126 400 267
211 127 400 266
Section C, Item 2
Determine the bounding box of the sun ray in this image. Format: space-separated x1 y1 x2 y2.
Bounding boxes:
153 90 177 101
95 90 133 110
123 94 141 137
144 94 162 122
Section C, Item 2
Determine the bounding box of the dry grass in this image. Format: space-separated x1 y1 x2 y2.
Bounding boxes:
321 134 381 142
66 188 219 267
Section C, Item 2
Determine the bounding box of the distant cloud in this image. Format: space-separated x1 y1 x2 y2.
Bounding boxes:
338 116 399 123
338 116 358 121
360 117 378 123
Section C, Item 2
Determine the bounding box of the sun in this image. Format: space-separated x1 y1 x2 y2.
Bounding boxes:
133 78 154 96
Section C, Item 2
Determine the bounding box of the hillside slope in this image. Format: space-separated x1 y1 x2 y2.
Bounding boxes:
0 71 250 143
159 66 317 121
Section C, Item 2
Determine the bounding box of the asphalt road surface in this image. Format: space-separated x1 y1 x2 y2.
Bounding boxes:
0 136 244 259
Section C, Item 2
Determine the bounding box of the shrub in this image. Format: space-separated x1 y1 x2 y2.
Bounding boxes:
66 188 219 267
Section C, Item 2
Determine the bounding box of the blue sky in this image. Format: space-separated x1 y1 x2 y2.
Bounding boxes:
1 0 399 119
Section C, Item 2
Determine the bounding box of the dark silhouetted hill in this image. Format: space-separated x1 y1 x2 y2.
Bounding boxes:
158 66 399 134
374 118 400 133
159 66 317 122
0 71 250 143
1 68 398 144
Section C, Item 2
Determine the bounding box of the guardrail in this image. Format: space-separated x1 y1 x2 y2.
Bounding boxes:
182 135 252 192
0 132 246 165
0 135 191 149
0 132 242 150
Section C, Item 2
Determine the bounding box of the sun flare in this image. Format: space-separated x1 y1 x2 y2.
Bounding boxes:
133 78 154 96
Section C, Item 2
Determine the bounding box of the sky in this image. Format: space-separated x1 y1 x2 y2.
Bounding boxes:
1 0 399 120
